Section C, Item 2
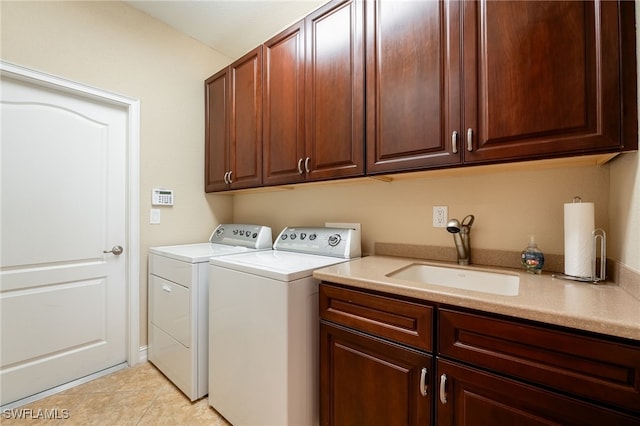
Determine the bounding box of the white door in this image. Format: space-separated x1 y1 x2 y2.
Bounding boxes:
0 71 129 405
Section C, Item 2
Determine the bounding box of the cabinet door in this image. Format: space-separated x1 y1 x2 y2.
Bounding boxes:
305 0 365 181
366 0 460 174
229 46 263 189
263 21 306 186
462 0 624 163
436 359 640 426
204 68 230 192
320 322 432 426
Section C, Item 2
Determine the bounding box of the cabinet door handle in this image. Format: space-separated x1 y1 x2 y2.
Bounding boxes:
467 128 473 152
297 158 304 175
223 171 229 184
451 131 458 154
227 170 233 184
304 157 311 174
420 368 428 396
439 373 448 404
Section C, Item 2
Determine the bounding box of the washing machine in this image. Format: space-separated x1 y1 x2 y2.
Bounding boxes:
208 226 361 426
148 224 272 401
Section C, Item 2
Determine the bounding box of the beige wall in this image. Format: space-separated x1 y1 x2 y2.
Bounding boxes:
235 161 612 257
607 1 640 272
1 1 234 347
1 1 638 352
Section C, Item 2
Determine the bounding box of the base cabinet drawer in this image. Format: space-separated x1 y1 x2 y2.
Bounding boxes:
436 359 640 426
320 283 433 351
438 308 640 415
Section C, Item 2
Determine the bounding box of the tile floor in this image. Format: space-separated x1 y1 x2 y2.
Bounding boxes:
2 362 231 425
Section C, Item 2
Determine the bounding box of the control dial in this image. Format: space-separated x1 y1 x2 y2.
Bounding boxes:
328 234 341 247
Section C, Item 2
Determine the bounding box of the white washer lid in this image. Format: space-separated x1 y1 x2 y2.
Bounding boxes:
149 243 263 263
208 250 351 281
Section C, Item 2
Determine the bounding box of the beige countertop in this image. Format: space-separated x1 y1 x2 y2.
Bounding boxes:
313 255 640 342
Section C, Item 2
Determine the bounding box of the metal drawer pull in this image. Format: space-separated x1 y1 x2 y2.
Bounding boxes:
223 171 229 184
162 284 172 293
467 128 473 151
452 131 458 154
420 368 428 396
227 170 233 184
304 157 310 174
297 158 304 175
439 374 448 404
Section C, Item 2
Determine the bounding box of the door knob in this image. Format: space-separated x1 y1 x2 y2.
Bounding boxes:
103 245 124 255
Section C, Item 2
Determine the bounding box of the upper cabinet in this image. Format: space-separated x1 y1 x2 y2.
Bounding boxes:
304 0 365 182
205 47 263 192
366 0 460 173
460 0 632 164
366 0 637 175
263 21 306 187
207 0 636 191
263 0 365 187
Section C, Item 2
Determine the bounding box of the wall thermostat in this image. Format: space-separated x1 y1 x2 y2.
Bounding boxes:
152 188 174 206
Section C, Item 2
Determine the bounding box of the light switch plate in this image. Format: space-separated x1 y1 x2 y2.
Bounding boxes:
150 208 161 224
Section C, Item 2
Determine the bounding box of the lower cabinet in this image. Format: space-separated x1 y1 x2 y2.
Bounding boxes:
320 323 432 426
436 359 639 426
319 282 640 426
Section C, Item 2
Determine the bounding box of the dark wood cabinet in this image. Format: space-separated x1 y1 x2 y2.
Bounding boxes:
205 47 262 192
437 308 640 416
321 323 432 426
304 0 365 182
320 282 640 425
366 0 637 175
436 359 640 426
460 0 633 164
319 284 434 426
262 0 365 187
207 0 636 191
263 21 306 186
366 0 459 173
205 68 229 192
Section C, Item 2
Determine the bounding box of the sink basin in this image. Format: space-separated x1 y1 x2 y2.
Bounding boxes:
387 264 520 296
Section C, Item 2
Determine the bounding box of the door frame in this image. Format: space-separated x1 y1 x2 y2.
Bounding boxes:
0 60 141 367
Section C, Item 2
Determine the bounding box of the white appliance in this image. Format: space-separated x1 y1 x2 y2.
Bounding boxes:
208 226 361 426
148 224 272 401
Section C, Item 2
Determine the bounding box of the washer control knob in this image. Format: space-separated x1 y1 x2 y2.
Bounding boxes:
290 233 297 240
328 234 341 247
309 233 317 241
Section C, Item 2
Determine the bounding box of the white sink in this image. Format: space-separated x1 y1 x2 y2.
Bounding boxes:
387 264 520 296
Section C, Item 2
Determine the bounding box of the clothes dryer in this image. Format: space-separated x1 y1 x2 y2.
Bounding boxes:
148 224 272 400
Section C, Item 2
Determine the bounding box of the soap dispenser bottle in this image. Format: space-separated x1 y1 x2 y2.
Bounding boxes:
521 235 544 274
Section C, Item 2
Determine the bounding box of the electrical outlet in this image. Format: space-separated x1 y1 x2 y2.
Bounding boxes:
433 206 448 228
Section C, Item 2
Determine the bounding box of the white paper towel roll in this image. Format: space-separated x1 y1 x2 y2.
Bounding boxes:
564 201 594 277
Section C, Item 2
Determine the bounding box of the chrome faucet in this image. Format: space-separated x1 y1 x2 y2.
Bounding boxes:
446 215 475 265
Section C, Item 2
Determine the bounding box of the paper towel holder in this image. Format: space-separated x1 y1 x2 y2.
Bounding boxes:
553 228 607 284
